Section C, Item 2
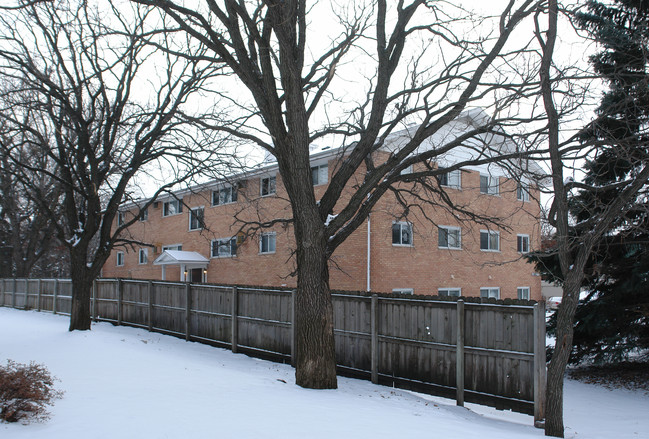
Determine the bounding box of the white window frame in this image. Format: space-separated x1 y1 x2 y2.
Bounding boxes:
138 248 148 265
116 251 124 267
392 288 414 295
189 207 204 231
517 234 530 253
392 221 413 246
311 164 328 186
260 232 277 254
212 185 237 206
162 199 182 217
480 287 500 299
139 208 148 222
162 244 182 252
261 175 277 196
517 287 531 300
480 230 500 252
438 226 462 250
117 211 125 227
480 174 500 195
211 237 237 258
438 288 461 297
517 181 530 201
440 169 461 189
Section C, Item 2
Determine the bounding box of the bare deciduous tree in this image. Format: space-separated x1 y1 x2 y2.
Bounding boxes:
133 0 549 389
0 1 228 330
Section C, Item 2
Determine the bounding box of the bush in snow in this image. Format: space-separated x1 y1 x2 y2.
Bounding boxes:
0 360 63 423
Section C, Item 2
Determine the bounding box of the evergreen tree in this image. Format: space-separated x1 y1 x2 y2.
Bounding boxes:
536 0 649 364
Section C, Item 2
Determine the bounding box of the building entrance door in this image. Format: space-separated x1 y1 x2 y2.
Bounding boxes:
190 268 203 283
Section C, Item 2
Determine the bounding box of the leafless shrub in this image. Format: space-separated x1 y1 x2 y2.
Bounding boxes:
0 360 63 423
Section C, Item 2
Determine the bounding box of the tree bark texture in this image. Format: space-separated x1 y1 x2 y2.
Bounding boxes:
68 272 93 331
68 251 93 331
544 272 582 437
294 240 338 389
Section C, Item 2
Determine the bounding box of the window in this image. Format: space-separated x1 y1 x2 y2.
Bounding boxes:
212 185 237 206
311 164 328 186
518 287 530 300
438 226 461 249
189 207 204 231
440 169 461 189
116 251 124 266
480 174 499 195
517 181 530 201
138 248 148 265
480 287 500 299
438 288 461 297
261 176 276 196
392 222 413 246
480 230 500 251
260 232 276 254
211 238 237 258
162 244 182 252
117 211 125 226
163 199 182 217
392 288 414 295
139 208 148 222
517 234 530 253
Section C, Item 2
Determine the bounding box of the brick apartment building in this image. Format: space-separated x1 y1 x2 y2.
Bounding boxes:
102 114 543 301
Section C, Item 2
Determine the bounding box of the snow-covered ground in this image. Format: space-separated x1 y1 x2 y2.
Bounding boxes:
1 307 647 439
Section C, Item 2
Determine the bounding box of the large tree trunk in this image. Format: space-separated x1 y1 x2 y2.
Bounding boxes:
68 254 93 331
290 180 338 388
294 241 337 389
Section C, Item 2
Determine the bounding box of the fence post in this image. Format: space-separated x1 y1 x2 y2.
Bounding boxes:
91 279 97 321
371 294 379 384
185 282 191 342
53 279 59 314
231 286 238 353
456 299 465 407
147 281 153 331
12 278 16 308
117 278 123 325
37 279 42 312
291 289 296 366
533 302 547 428
24 279 28 309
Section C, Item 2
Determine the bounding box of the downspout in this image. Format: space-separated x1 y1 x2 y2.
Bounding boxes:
366 214 371 292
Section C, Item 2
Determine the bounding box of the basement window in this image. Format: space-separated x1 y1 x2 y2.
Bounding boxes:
480 287 500 299
438 288 461 297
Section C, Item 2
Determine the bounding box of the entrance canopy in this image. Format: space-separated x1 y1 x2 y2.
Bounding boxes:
153 250 209 282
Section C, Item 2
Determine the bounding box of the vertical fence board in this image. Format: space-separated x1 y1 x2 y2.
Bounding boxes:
456 300 465 406
231 286 238 353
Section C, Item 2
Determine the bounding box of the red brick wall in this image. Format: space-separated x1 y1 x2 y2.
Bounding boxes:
102 160 541 300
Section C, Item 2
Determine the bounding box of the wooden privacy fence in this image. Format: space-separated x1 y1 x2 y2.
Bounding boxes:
0 278 546 424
